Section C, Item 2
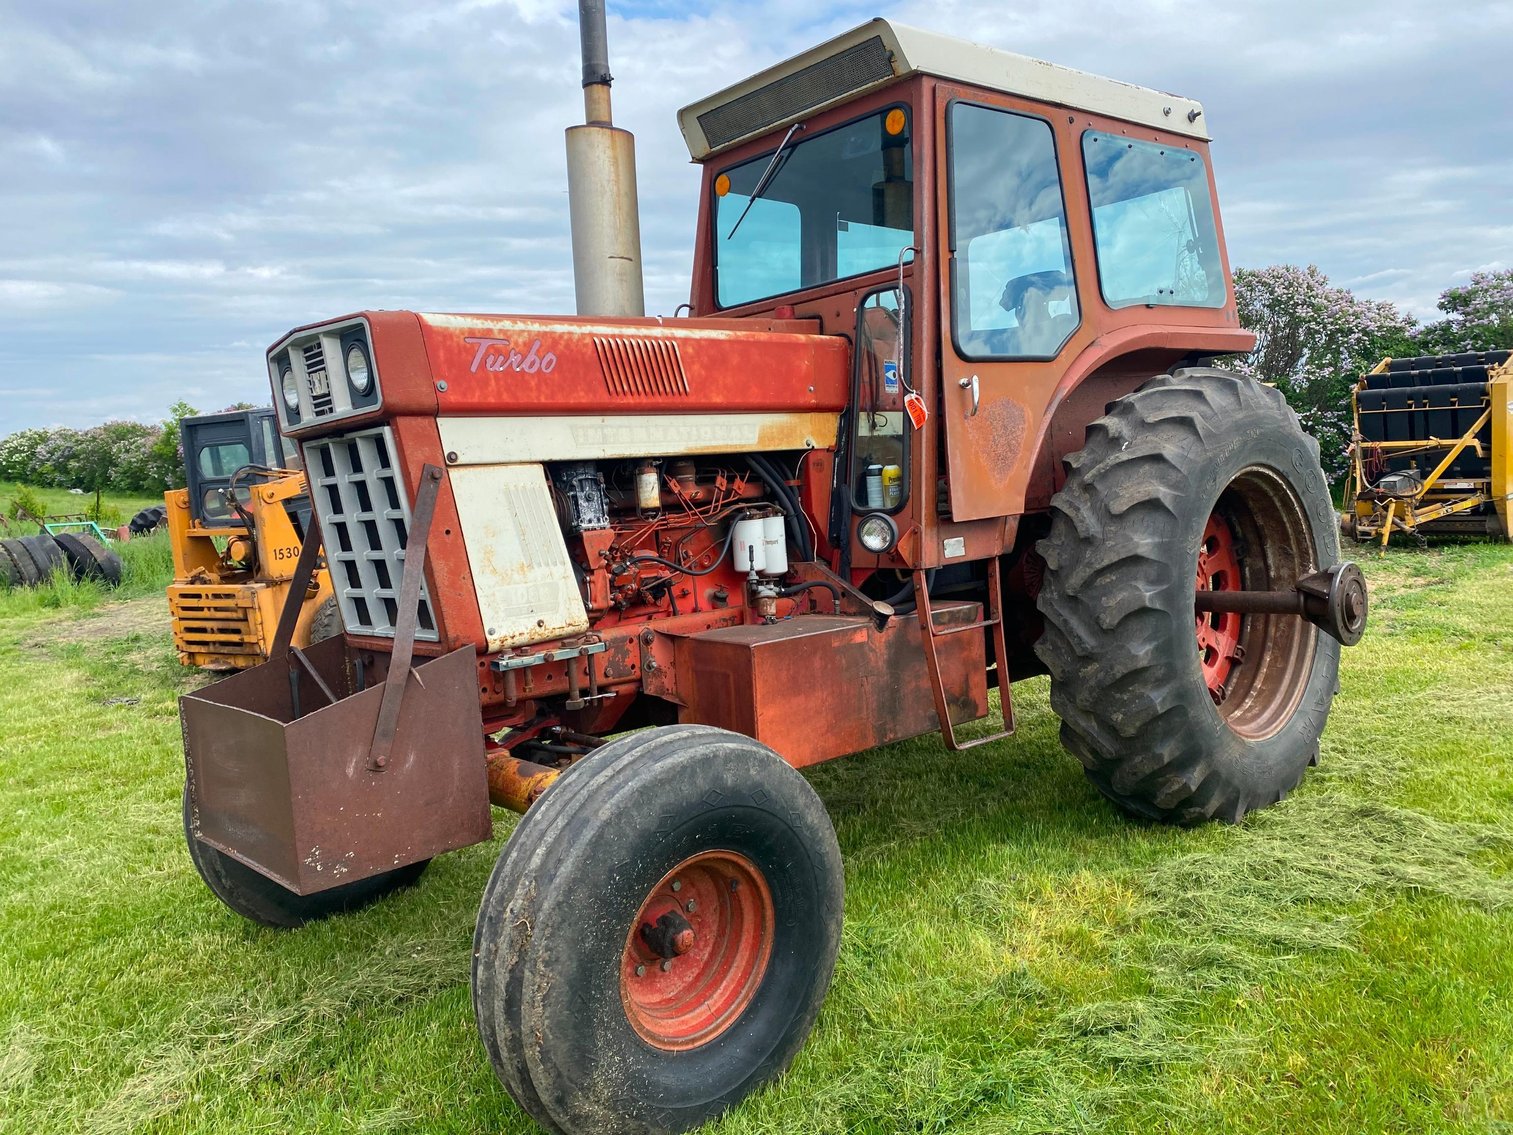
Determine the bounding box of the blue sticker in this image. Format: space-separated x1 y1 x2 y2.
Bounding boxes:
883 360 899 394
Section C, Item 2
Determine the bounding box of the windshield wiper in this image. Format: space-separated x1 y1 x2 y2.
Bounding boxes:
725 121 805 241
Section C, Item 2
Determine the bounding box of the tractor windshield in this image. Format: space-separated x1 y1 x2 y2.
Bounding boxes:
713 107 914 308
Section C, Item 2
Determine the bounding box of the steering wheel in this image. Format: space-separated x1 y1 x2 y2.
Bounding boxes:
998 269 1071 315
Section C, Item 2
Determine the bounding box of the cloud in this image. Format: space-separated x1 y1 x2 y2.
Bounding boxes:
0 0 1509 430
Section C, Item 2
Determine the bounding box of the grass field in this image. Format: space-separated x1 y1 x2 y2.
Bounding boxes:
1 542 1510 1134
1 481 165 533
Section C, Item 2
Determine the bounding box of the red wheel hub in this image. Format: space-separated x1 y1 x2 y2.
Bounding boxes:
620 850 774 1051
1196 512 1244 701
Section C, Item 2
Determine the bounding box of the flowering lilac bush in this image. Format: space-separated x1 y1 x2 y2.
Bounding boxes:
0 403 197 495
1416 269 1513 354
1220 265 1416 481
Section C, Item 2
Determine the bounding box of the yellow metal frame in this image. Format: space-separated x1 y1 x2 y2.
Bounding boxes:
1493 360 1512 538
1348 358 1509 548
165 470 333 670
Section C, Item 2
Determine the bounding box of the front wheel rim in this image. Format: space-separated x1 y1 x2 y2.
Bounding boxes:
620 849 775 1051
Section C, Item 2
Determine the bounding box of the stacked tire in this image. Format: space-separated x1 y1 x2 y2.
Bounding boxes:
0 532 123 588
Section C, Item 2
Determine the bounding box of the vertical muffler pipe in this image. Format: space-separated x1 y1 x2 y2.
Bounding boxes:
566 0 646 317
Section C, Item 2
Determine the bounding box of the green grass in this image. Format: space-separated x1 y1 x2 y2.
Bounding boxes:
0 480 164 532
1 544 1511 1133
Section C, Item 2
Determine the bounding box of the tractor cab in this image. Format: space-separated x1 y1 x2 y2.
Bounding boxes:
181 408 300 528
682 20 1247 535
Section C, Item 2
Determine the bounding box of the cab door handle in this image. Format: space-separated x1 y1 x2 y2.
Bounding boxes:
959 374 979 417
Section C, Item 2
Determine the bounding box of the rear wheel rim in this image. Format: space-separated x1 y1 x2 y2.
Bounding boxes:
620 849 774 1051
1197 466 1319 741
1195 512 1243 697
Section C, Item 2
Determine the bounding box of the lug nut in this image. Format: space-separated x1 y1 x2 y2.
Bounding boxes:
685 900 697 914
635 964 645 977
660 959 673 973
670 879 681 892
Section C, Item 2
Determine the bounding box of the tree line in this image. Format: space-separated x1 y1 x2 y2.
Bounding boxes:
1223 267 1512 479
1 267 1509 495
0 401 206 499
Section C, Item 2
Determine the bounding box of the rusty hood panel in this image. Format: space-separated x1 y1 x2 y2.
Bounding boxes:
417 312 850 416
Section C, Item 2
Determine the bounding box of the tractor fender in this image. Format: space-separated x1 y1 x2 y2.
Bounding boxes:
1024 323 1255 510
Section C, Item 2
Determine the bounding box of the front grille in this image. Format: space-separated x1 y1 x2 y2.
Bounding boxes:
594 336 690 397
303 341 334 416
698 36 894 151
169 585 263 658
305 426 437 641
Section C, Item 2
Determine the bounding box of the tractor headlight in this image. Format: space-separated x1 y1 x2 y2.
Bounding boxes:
856 513 898 554
345 343 373 395
280 367 300 411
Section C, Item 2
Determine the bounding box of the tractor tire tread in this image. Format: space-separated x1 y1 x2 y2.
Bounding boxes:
1035 367 1339 825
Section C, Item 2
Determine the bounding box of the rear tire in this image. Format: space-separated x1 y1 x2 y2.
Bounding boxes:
1035 368 1343 824
307 595 343 643
182 786 429 928
473 725 844 1135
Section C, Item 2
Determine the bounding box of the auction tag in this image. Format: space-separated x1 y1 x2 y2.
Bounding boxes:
903 390 928 429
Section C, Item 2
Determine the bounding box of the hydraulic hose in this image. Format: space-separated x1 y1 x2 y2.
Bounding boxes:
884 568 936 615
616 511 748 577
776 579 842 613
747 454 813 562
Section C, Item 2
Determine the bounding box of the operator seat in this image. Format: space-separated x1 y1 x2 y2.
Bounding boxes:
1012 278 1076 357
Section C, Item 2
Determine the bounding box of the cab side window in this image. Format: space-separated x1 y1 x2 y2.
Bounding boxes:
1082 131 1224 309
949 103 1078 360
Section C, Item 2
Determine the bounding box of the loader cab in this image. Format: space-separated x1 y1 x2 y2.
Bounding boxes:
680 20 1247 556
181 408 300 528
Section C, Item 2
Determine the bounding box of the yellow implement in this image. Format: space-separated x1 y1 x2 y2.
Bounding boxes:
1345 353 1511 547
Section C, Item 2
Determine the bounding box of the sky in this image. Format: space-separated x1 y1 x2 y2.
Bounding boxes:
1 0 1510 433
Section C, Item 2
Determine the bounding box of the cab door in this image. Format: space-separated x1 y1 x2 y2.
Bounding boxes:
936 95 1084 522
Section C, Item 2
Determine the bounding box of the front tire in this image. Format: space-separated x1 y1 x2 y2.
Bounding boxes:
473 725 844 1135
1035 368 1343 824
183 786 428 928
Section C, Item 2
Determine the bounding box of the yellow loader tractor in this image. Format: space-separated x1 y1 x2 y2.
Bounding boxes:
166 409 338 669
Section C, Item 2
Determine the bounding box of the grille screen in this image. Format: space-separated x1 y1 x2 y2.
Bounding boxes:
698 36 894 152
302 341 334 416
305 427 437 641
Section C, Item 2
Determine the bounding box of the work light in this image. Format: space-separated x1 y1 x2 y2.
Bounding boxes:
346 343 373 395
280 367 299 411
856 513 898 554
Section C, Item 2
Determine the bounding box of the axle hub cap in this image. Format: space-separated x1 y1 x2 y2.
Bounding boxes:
620 850 774 1050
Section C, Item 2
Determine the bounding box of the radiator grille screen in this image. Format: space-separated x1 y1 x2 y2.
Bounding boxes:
302 341 334 416
698 36 894 152
305 426 437 641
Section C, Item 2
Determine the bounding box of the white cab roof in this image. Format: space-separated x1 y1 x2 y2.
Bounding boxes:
679 19 1209 160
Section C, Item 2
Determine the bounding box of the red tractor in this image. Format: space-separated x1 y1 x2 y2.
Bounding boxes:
181 14 1367 1134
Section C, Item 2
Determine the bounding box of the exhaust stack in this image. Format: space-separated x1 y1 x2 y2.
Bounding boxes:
566 0 646 318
